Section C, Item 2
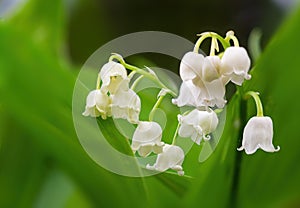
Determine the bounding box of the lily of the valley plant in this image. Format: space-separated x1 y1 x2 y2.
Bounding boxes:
83 31 280 176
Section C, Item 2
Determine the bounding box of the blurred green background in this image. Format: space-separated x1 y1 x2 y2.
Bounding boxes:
1 0 300 207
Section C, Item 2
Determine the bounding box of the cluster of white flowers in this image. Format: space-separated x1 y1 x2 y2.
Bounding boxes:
83 31 279 176
82 61 141 123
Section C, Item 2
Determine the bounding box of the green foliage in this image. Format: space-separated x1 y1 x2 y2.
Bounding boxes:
1 0 300 207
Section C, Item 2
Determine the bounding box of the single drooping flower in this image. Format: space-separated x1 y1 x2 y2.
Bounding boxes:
172 80 199 107
146 144 185 176
220 46 251 85
178 108 218 145
174 51 226 108
237 116 280 154
179 51 205 81
131 121 164 157
99 61 127 94
111 84 141 124
82 89 111 119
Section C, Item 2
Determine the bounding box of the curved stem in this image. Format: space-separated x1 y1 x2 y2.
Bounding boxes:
244 91 264 116
172 109 192 145
128 71 136 79
194 32 231 54
210 37 217 56
96 73 101 90
130 75 144 91
149 94 165 121
109 54 177 97
193 33 211 53
225 31 240 47
171 122 180 145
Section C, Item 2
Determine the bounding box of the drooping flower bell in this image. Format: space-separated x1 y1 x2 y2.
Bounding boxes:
111 88 141 124
172 80 200 107
99 61 127 94
110 79 141 124
174 51 226 108
238 91 280 154
220 46 251 85
82 89 111 119
131 121 164 157
238 116 280 154
146 144 185 176
178 108 218 145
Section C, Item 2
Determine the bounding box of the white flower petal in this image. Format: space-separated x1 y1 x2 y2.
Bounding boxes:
180 52 204 81
111 88 141 123
131 121 164 157
195 77 226 108
172 81 200 107
176 51 226 108
202 56 221 82
99 61 127 94
146 144 185 176
238 116 280 154
221 46 251 86
178 108 218 145
82 90 111 119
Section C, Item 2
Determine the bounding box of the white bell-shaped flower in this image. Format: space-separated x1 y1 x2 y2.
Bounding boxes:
178 108 218 145
82 89 111 119
99 61 127 94
172 80 200 107
179 52 204 81
175 51 226 108
111 84 141 124
237 116 280 154
220 46 251 85
131 121 164 157
180 52 221 83
146 144 185 176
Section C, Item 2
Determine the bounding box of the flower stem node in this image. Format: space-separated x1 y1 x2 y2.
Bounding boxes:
178 108 218 145
146 144 185 176
237 116 280 154
82 89 111 119
131 121 165 157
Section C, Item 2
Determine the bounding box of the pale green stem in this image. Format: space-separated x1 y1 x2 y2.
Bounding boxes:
171 110 192 145
171 122 180 145
109 54 177 97
149 94 165 121
244 91 264 117
96 73 101 90
193 33 210 53
130 75 144 91
224 31 240 47
210 37 216 56
194 32 231 54
128 71 136 79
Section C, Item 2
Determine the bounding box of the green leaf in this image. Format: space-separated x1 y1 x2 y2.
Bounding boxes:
0 21 148 207
183 93 242 208
236 7 300 208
